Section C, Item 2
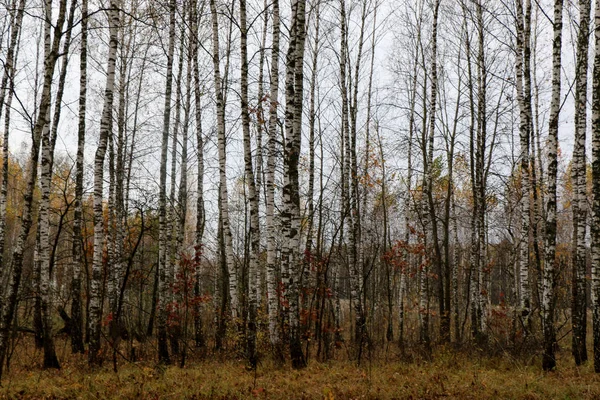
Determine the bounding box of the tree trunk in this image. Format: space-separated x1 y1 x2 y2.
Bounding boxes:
266 0 283 360
157 0 177 366
515 0 532 335
0 0 25 299
305 0 320 271
283 0 307 369
542 0 563 372
445 38 463 344
402 25 420 346
167 5 187 357
418 25 430 347
591 0 600 373
38 0 75 369
572 0 591 366
176 9 193 364
475 0 488 338
71 0 87 355
192 0 206 350
210 0 239 321
424 0 445 343
461 1 481 340
240 0 260 369
89 0 119 367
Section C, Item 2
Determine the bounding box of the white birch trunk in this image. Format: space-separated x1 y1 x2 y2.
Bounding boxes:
0 0 24 303
38 0 74 368
192 0 206 349
591 0 600 373
266 0 282 354
157 0 176 364
70 0 87 355
572 0 591 365
283 0 307 368
542 0 563 371
210 0 239 320
240 0 260 368
515 0 532 334
89 0 119 367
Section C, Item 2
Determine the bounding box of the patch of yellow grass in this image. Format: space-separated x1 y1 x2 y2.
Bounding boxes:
3 348 600 399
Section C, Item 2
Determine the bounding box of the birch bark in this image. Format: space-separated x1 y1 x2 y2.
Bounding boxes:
240 0 260 368
475 0 488 336
572 0 591 365
0 0 25 299
38 0 74 369
89 0 119 367
192 0 205 349
283 0 307 369
70 0 87 355
591 0 600 373
266 0 282 358
542 0 563 372
210 0 239 320
515 0 532 334
157 0 176 365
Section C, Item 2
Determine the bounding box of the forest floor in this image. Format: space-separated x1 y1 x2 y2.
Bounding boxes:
1 342 600 399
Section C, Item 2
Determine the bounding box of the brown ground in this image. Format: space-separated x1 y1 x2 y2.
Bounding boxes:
1 342 599 399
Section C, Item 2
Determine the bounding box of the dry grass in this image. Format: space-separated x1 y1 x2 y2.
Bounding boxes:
2 343 600 399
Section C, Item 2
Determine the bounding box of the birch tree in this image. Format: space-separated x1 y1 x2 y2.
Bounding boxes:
266 0 282 359
474 0 488 337
89 0 120 367
239 0 260 368
542 0 563 372
176 13 192 364
210 0 239 321
157 0 176 365
0 0 69 378
592 0 600 372
166 4 185 356
515 0 531 333
192 0 206 350
70 0 87 355
283 0 307 369
0 0 25 297
401 11 421 344
462 0 482 341
37 0 75 369
572 0 591 366
423 0 444 343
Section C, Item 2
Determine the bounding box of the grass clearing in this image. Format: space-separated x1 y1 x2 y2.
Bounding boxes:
2 344 600 399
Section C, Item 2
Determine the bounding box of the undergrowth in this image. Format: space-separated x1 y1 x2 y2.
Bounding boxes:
1 340 600 399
